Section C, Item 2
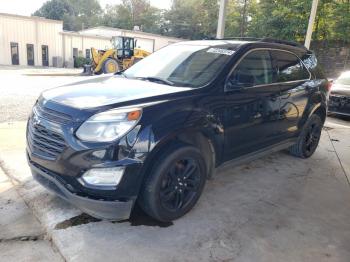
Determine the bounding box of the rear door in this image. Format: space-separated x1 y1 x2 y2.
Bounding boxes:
271 50 311 138
223 49 281 159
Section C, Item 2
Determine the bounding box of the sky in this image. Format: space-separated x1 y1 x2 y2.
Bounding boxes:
0 0 172 16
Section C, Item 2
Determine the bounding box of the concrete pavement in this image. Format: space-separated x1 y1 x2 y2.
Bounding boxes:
0 163 63 262
0 118 349 262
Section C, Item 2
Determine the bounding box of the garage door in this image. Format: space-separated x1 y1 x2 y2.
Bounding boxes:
135 38 154 53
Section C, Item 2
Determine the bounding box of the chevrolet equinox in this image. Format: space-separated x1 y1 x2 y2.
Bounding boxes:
26 39 330 222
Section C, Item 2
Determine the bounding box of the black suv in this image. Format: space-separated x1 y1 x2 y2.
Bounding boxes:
26 39 329 222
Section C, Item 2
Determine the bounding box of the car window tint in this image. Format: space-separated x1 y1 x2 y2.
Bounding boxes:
124 44 237 88
228 50 274 89
273 50 310 82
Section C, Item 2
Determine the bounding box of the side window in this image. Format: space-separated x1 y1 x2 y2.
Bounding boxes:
272 50 310 82
227 50 274 89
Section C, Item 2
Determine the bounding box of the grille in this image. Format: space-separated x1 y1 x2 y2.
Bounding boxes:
33 104 72 124
27 120 66 160
329 95 350 107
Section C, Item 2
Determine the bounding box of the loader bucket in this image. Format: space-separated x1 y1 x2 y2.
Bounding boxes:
81 64 93 76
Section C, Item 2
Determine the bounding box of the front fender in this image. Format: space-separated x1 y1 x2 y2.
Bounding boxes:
149 107 224 160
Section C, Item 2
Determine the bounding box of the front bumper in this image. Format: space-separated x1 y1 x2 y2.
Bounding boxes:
26 99 153 220
29 161 134 220
328 95 350 116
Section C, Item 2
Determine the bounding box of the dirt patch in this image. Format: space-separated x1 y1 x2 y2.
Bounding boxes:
54 213 101 230
116 206 173 228
0 234 44 243
323 126 334 131
54 206 173 230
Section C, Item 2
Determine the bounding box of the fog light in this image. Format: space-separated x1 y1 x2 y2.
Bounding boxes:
79 167 125 188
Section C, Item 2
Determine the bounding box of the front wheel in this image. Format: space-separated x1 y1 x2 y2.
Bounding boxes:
138 144 207 222
289 114 323 158
103 58 119 74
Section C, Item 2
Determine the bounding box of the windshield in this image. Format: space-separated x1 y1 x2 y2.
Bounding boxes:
336 72 350 86
123 44 236 87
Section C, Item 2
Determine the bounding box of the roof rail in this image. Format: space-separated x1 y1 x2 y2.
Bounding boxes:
219 37 263 41
217 37 307 50
260 38 307 49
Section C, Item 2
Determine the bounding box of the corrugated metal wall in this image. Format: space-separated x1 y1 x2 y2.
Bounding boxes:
62 34 111 67
0 14 63 66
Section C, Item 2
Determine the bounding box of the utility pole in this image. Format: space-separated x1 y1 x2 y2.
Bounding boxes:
216 0 228 39
305 0 319 49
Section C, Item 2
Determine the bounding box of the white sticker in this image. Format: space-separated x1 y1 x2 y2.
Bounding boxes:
207 48 235 56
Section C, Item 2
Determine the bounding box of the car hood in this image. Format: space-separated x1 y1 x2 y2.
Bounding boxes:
42 76 192 109
331 83 350 96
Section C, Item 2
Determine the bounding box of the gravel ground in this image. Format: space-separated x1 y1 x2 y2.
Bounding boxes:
0 68 87 123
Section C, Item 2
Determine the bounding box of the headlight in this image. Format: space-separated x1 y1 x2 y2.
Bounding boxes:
76 108 142 142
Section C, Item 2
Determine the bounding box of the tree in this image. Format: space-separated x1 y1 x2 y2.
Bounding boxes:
164 0 219 39
33 0 350 44
101 0 162 33
33 0 102 31
33 0 73 20
102 4 133 29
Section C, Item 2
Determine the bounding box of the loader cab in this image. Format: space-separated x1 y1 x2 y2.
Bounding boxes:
113 36 135 59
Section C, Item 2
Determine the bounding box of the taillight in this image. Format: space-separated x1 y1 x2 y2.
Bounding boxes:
326 80 333 92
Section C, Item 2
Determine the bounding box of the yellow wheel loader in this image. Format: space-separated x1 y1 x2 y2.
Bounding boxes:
82 36 151 75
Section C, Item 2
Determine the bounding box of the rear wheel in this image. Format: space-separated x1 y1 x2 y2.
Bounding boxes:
138 144 207 222
289 114 323 158
103 58 119 74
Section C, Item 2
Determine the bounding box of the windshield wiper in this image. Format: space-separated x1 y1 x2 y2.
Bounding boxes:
135 76 174 86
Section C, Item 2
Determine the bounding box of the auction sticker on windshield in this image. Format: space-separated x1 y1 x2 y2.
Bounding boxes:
207 48 235 56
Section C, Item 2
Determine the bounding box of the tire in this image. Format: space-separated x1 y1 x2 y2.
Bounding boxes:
138 143 207 222
103 58 119 74
289 114 323 158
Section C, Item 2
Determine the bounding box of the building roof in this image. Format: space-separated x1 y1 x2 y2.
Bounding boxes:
79 26 185 41
0 13 63 24
60 31 111 40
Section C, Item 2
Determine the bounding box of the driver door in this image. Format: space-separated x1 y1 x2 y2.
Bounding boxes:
223 49 282 160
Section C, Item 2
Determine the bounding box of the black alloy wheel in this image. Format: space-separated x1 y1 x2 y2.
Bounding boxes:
138 144 207 222
302 121 322 156
289 114 323 158
159 158 201 212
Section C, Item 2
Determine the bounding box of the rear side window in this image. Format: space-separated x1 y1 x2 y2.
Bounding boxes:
272 50 310 82
227 50 274 89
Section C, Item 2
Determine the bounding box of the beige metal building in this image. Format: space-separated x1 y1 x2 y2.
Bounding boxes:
0 13 182 68
0 13 63 67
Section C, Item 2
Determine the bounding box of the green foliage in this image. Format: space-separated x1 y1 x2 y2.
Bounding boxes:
102 4 133 30
163 0 219 39
33 0 74 21
101 0 163 33
33 0 350 43
33 0 102 31
74 56 91 68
